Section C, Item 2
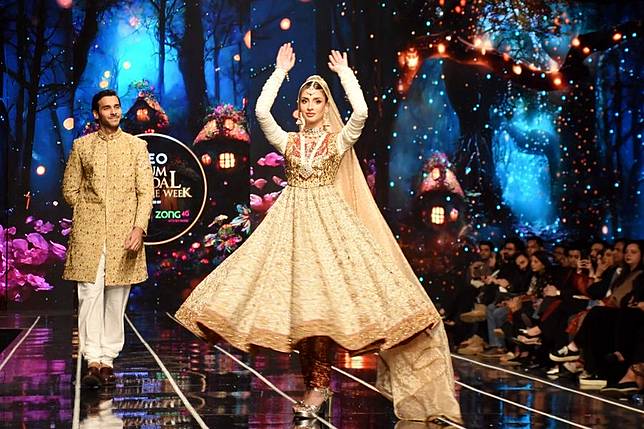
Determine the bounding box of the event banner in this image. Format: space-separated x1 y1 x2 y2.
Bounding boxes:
140 133 207 246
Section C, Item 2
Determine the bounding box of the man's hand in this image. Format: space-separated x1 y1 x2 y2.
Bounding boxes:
124 227 144 252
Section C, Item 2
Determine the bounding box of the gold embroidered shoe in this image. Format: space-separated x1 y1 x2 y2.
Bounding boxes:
292 386 333 420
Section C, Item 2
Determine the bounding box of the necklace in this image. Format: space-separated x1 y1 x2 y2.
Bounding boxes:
298 131 327 179
302 126 325 139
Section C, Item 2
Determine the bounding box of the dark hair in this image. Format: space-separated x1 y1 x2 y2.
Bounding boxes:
612 238 627 249
565 242 584 254
609 241 644 294
526 236 544 247
530 250 552 270
478 240 493 249
504 238 525 252
298 81 328 101
92 89 120 113
591 239 607 248
623 240 644 272
513 252 529 262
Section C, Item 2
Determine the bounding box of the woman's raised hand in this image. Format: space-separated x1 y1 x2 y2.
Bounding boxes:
328 50 349 74
276 43 296 73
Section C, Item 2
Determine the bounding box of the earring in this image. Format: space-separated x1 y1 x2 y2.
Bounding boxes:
323 111 330 131
296 112 304 130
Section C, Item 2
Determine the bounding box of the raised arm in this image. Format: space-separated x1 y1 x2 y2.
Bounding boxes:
336 67 368 154
255 43 296 154
255 69 289 153
327 51 368 154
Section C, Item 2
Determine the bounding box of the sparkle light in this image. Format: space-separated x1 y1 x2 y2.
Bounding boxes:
99 80 109 88
201 153 212 166
36 165 46 176
450 208 459 221
612 32 622 41
233 53 241 62
405 47 419 69
512 64 522 75
244 30 251 49
279 18 291 31
437 43 446 54
103 70 111 78
63 117 74 130
123 61 131 70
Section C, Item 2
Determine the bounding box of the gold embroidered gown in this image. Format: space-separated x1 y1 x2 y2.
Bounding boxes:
176 67 461 422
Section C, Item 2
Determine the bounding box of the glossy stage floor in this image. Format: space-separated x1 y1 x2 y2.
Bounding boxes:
1 313 642 428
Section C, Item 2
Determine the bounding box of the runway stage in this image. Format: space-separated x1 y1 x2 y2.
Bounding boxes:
1 313 642 428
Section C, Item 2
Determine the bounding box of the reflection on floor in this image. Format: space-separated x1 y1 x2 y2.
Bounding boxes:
0 312 642 428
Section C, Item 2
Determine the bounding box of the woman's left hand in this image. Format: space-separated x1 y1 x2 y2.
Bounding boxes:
328 50 349 74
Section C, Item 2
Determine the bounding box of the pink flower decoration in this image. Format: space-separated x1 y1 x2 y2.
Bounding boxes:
49 241 67 260
257 152 284 167
34 220 54 234
26 274 52 291
60 218 73 236
272 176 287 187
11 238 29 253
251 178 267 190
26 233 49 249
250 192 282 212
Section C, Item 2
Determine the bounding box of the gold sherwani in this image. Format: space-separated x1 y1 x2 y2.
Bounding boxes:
176 68 461 422
62 129 154 286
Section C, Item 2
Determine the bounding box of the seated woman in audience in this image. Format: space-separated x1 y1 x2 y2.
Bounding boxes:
481 252 532 357
550 241 643 387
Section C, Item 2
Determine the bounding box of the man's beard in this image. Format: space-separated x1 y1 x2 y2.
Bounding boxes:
100 116 120 130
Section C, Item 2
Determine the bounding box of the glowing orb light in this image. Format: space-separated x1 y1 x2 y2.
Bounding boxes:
201 153 212 166
405 48 419 69
450 208 459 221
63 117 74 130
280 18 291 30
36 165 46 176
244 30 251 49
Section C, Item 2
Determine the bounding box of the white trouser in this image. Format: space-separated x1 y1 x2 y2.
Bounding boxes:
78 246 130 367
